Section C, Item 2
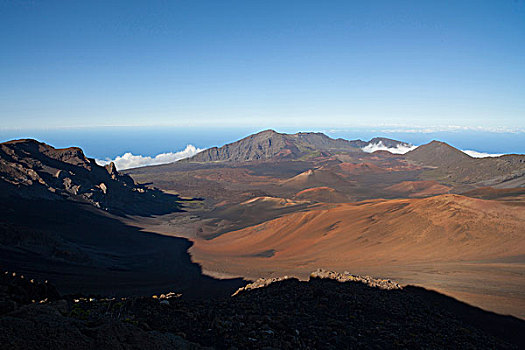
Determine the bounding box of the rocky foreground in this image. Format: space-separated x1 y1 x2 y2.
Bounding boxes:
1 269 523 349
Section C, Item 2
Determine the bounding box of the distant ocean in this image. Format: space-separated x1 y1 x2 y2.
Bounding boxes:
1 126 523 168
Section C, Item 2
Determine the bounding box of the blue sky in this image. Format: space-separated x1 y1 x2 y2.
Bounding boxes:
1 0 524 131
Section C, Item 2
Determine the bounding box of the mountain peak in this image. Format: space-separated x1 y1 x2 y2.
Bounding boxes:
425 140 469 154
257 129 279 135
185 131 362 162
1 138 91 167
405 140 471 166
3 138 43 145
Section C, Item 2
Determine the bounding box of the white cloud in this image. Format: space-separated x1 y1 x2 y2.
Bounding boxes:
361 141 507 158
462 150 503 158
362 141 417 154
96 144 202 170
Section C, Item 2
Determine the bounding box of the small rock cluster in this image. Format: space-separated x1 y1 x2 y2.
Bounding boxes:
153 292 182 306
233 269 401 297
0 270 59 315
232 275 293 296
310 268 402 290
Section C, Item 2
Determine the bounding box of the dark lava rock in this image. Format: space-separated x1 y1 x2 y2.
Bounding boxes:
0 139 181 216
1 270 523 349
0 303 203 349
0 271 204 349
0 271 59 315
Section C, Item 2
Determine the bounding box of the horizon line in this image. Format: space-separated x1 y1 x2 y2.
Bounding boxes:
1 124 524 134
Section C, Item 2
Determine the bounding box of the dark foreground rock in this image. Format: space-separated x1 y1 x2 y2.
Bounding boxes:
0 271 60 313
1 270 523 349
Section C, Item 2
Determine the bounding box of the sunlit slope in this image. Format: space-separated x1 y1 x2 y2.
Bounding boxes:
193 194 525 270
293 187 349 202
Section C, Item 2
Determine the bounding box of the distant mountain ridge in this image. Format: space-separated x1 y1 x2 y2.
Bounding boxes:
405 140 525 186
405 140 472 167
184 130 411 162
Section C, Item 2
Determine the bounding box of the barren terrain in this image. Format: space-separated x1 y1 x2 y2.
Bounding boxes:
2 132 524 320
125 131 525 319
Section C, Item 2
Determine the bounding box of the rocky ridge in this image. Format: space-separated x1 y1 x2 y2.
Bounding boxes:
185 130 364 162
233 268 402 296
184 130 420 163
0 139 180 215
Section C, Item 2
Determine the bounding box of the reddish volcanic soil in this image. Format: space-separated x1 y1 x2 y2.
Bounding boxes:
462 186 525 201
280 168 354 190
335 162 386 175
193 194 524 266
188 194 525 317
193 168 274 184
293 187 349 202
385 180 451 197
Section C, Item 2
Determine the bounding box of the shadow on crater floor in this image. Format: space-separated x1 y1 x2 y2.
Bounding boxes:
0 197 245 298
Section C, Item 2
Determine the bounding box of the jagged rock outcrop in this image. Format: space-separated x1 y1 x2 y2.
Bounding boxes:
309 268 402 290
0 139 180 215
233 269 401 296
232 275 294 296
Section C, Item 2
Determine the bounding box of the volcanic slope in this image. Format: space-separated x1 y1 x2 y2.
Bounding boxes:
0 139 244 297
193 194 524 269
190 194 525 317
405 140 525 188
129 132 525 205
195 196 314 240
462 186 525 201
0 139 181 215
185 129 365 162
294 187 350 203
280 168 355 190
385 180 451 197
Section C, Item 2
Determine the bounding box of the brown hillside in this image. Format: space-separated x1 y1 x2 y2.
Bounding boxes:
192 194 524 272
385 180 451 197
462 186 525 201
405 140 471 166
280 168 354 190
336 162 387 175
185 130 363 162
294 187 349 203
405 141 525 186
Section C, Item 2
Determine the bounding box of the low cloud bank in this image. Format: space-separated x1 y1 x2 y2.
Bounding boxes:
362 141 417 154
362 142 505 158
462 150 503 158
96 144 202 170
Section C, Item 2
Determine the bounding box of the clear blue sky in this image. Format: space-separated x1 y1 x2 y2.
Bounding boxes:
1 0 524 131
